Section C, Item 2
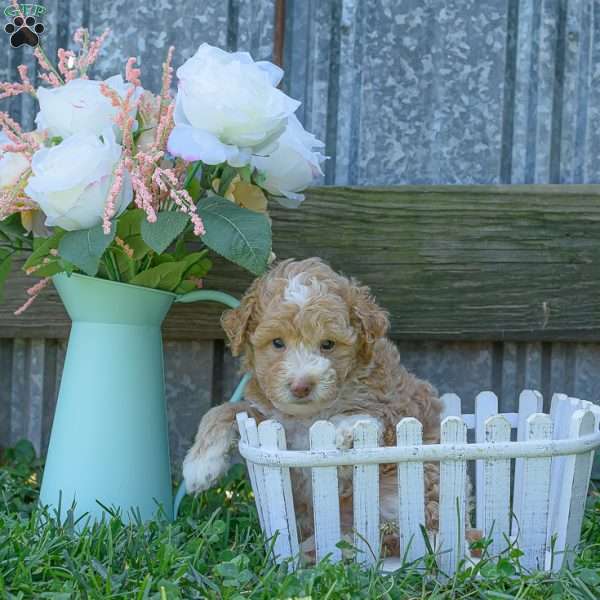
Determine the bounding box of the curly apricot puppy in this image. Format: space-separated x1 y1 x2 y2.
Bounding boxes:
183 258 442 555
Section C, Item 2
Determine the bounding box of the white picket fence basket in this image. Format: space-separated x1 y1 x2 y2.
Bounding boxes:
237 390 600 574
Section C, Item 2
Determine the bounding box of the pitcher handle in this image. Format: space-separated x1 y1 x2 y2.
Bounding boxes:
172 289 250 519
175 289 241 309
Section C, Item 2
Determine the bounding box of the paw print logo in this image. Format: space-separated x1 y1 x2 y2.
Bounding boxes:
4 15 45 48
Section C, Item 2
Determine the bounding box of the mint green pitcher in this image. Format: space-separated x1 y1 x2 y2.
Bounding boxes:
39 272 239 524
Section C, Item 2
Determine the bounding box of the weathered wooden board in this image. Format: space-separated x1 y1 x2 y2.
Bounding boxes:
2 184 600 341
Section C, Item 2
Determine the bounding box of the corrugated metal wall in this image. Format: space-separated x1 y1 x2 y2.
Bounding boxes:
1 0 600 469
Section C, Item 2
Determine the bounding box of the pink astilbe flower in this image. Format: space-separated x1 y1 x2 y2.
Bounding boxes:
101 82 138 154
14 277 50 316
0 111 41 155
1 142 28 153
125 57 141 87
57 48 78 82
160 47 174 101
73 27 87 45
0 192 36 220
155 47 174 142
25 249 57 275
130 171 157 223
0 162 35 221
153 168 205 236
115 236 134 258
33 47 63 87
0 111 24 141
0 65 36 99
154 101 174 151
102 160 126 234
83 28 110 72
99 82 121 108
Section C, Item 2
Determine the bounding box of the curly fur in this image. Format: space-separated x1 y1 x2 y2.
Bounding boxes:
184 257 445 557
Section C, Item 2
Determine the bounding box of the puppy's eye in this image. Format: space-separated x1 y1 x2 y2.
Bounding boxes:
320 340 335 351
272 338 286 349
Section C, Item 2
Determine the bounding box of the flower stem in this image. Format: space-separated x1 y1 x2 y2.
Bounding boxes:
36 42 65 85
184 161 202 189
102 252 119 281
108 251 121 282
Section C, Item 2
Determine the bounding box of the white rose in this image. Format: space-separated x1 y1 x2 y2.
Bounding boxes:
0 131 29 188
35 75 140 138
24 131 132 231
167 43 300 166
251 115 325 207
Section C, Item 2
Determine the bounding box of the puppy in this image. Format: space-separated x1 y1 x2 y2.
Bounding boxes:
183 257 442 557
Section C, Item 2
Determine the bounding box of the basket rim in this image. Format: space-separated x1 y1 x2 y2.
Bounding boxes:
239 430 600 467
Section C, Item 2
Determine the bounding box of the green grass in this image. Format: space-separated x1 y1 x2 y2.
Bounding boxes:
1 441 600 599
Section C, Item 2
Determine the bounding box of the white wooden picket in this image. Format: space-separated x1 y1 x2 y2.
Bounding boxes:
547 393 577 551
352 419 380 566
550 409 596 570
257 420 299 563
440 393 462 420
438 416 468 576
481 414 511 555
475 392 499 530
396 418 426 562
512 390 543 535
513 413 553 570
236 390 600 574
310 420 342 563
235 413 268 536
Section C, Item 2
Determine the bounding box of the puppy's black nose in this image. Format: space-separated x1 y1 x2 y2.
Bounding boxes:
290 379 313 399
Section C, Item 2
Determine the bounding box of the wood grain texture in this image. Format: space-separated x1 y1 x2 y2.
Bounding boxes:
3 184 600 341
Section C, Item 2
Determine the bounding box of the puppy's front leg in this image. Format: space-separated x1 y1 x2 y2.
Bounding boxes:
183 401 250 494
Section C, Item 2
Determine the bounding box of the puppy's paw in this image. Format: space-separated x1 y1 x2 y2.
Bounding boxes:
183 448 230 494
333 415 382 450
335 426 355 450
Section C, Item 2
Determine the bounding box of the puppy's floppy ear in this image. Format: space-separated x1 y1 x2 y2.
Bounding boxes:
349 282 389 363
221 280 259 356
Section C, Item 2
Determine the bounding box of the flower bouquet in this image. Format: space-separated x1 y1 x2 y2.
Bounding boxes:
0 31 324 309
0 22 324 523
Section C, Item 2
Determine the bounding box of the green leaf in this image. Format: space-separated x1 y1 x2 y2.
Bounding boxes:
185 258 212 279
116 209 150 260
0 213 27 240
172 252 212 293
23 230 65 272
196 195 271 276
496 558 516 577
253 170 266 187
579 568 600 587
141 211 190 255
180 250 208 270
31 261 66 278
238 165 252 183
13 439 36 465
218 164 238 195
0 249 12 302
116 209 144 238
129 261 187 292
174 280 197 294
58 223 116 276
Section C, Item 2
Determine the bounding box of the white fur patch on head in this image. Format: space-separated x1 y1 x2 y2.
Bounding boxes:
283 273 325 306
